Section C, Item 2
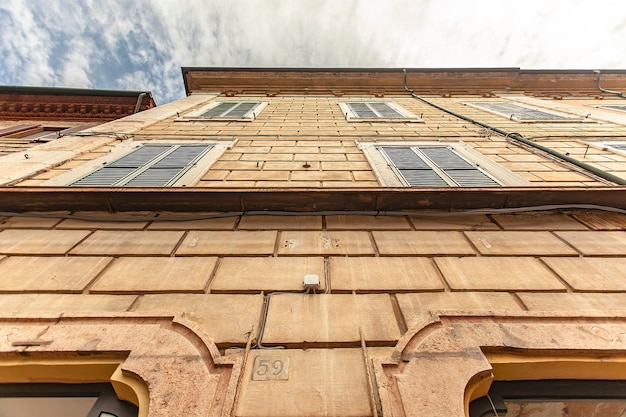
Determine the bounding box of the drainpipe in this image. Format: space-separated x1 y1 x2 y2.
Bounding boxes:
402 69 626 186
593 70 626 99
133 92 148 114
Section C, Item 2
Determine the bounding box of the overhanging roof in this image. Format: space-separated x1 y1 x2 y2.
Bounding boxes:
0 187 624 213
0 86 156 122
182 67 626 96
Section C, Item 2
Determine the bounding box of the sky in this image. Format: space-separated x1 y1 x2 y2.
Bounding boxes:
1 0 626 105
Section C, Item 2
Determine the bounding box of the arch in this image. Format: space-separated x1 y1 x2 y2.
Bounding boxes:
0 315 241 417
373 313 626 417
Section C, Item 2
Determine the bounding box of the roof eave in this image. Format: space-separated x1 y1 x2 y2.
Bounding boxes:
0 187 624 213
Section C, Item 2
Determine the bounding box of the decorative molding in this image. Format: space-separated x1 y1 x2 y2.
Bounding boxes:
375 312 626 417
0 315 242 417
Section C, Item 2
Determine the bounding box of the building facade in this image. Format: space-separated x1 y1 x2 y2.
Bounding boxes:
0 69 626 417
0 86 155 158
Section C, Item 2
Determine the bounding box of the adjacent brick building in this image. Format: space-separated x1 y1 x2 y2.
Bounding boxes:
0 85 155 158
0 69 625 417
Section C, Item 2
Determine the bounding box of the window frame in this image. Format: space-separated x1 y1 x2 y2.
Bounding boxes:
593 104 626 113
178 101 269 122
0 125 93 141
0 382 138 417
464 101 588 123
338 101 423 122
357 140 531 187
469 379 626 417
45 139 236 187
582 140 626 157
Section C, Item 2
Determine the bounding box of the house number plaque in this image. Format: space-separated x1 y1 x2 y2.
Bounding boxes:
251 356 290 381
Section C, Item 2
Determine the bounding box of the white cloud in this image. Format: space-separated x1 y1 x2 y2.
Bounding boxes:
59 39 95 87
0 1 56 85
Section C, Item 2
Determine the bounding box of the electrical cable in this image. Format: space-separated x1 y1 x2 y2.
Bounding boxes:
0 204 625 223
254 288 315 350
593 70 626 99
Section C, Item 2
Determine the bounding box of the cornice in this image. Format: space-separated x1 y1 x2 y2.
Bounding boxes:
182 67 626 97
0 91 155 122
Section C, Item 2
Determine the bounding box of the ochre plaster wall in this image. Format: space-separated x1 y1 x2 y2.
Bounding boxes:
0 209 625 416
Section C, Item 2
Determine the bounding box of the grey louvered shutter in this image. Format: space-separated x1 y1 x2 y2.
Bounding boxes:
347 102 404 119
381 147 449 187
601 105 626 112
610 143 626 150
470 102 566 120
347 103 377 118
419 146 500 187
200 102 238 118
224 102 260 118
369 103 404 118
382 146 500 187
72 145 171 186
199 102 260 119
72 144 213 187
125 144 213 186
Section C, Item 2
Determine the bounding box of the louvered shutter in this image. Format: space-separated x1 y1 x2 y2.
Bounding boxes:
200 102 238 118
347 102 404 119
470 102 566 120
609 143 626 151
381 147 449 187
199 102 260 119
125 144 213 186
347 103 377 118
381 146 500 187
224 102 259 118
72 146 170 186
419 147 499 187
369 103 404 118
72 144 213 186
600 105 626 112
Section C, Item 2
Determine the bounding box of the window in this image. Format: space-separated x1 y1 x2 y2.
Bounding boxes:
71 144 214 186
45 139 234 187
470 380 626 417
17 127 66 141
381 146 499 187
465 101 584 122
598 142 626 156
596 105 626 113
338 102 422 122
0 125 92 141
582 141 626 156
180 101 268 121
358 141 530 187
606 143 626 151
0 383 138 417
